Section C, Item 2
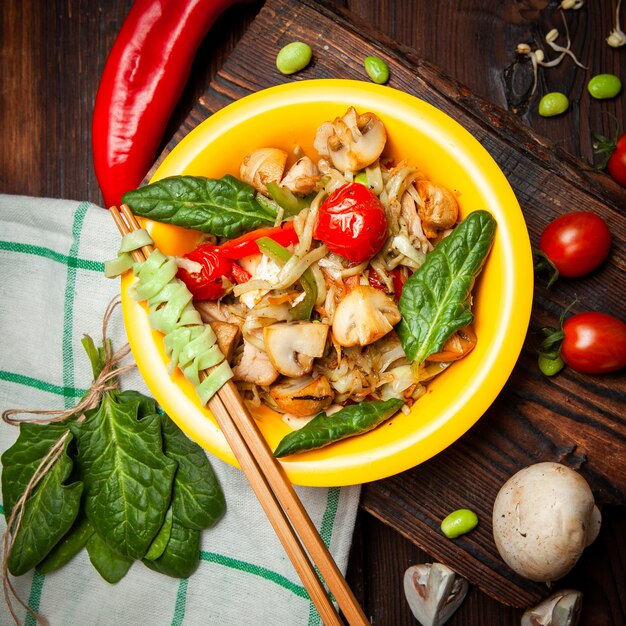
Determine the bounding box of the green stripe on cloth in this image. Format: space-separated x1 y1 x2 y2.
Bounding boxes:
171 578 189 626
0 240 104 272
199 552 309 598
62 202 90 409
0 370 86 399
24 572 45 626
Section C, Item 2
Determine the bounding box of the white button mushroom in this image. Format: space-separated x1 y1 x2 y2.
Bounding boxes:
492 462 602 583
240 147 288 195
313 107 387 173
269 375 334 416
263 321 329 377
521 589 582 626
403 563 468 626
331 285 401 347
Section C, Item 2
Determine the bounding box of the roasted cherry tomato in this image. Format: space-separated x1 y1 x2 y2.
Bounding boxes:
607 133 626 187
560 312 626 374
539 211 611 280
177 243 235 300
313 183 388 263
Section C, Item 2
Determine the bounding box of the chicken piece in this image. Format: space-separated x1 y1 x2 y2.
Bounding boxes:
232 340 279 386
414 180 459 239
280 156 320 195
208 321 242 361
240 147 288 195
195 300 245 327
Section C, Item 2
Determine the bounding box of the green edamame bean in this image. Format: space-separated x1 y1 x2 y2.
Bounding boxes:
276 42 312 75
538 92 569 117
364 55 390 84
440 508 478 539
587 73 622 100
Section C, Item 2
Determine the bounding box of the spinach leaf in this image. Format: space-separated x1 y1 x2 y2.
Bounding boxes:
143 519 201 579
144 508 173 561
397 210 496 364
70 393 177 560
1 421 73 516
86 531 134 584
274 398 404 458
36 514 94 574
122 175 277 238
3 430 83 576
160 414 226 530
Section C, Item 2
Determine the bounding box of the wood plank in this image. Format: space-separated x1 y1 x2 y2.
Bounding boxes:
148 0 626 609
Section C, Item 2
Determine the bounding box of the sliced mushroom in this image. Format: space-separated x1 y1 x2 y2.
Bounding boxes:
263 322 329 377
403 563 469 626
208 321 242 361
414 180 459 239
232 340 279 386
521 590 582 626
270 375 334 416
280 156 320 195
314 107 386 172
331 285 401 347
240 147 288 194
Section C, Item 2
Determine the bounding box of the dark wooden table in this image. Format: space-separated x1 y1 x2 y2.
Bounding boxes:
1 1 625 624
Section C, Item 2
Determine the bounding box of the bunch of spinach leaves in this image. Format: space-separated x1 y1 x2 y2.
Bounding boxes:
1 336 225 583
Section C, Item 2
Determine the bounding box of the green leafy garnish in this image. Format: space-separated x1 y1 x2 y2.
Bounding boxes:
397 210 496 364
274 398 403 457
122 175 277 238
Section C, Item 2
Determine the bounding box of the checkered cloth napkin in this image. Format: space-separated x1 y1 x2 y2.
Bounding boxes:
0 195 361 626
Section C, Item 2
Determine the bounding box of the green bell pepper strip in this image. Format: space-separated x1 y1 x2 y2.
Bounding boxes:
256 236 317 320
266 182 313 216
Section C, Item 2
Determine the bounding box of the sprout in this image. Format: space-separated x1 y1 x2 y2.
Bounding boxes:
544 16 588 69
559 0 584 9
514 11 587 102
607 0 626 47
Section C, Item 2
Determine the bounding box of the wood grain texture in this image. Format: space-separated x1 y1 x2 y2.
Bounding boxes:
1 0 624 623
151 0 626 614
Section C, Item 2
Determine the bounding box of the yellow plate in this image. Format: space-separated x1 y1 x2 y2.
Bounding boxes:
121 79 533 487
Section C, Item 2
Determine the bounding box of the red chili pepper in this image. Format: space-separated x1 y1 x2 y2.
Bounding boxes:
218 223 299 259
177 243 235 300
92 0 251 208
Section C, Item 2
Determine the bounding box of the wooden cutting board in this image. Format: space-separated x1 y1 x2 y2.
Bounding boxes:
148 0 626 608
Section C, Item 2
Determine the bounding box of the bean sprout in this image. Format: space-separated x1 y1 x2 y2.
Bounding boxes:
607 0 626 47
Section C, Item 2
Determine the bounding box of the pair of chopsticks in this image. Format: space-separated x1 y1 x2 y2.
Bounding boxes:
110 204 369 626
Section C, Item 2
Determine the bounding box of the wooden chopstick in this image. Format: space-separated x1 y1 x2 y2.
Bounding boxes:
110 205 369 626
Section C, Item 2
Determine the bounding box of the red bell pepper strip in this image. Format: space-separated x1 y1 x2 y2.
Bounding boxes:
92 0 252 208
217 223 299 259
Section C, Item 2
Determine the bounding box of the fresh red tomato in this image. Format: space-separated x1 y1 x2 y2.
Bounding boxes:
539 211 611 278
313 183 388 263
217 223 298 259
607 133 626 187
561 312 626 374
177 243 235 300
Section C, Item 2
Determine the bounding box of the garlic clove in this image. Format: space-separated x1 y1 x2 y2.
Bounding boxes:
521 590 582 626
403 563 468 626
